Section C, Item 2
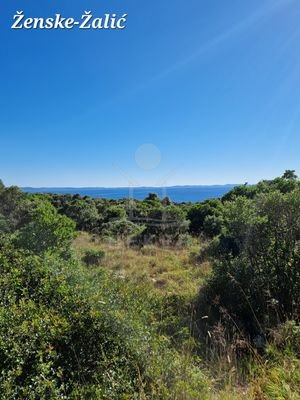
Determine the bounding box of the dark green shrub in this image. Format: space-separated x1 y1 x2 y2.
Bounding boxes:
103 205 126 222
197 189 300 338
82 249 105 266
0 186 32 232
203 214 223 238
63 199 100 232
101 218 144 241
137 205 189 246
187 200 223 236
15 199 76 257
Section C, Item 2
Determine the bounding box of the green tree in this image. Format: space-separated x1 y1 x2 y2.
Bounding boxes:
198 189 300 337
145 192 159 202
64 199 100 231
15 200 76 257
188 200 223 235
102 219 145 241
282 169 298 180
222 184 257 201
139 205 189 245
203 214 223 238
103 205 127 222
0 186 31 232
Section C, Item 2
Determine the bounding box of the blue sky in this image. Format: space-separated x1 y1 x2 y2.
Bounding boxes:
1 0 300 187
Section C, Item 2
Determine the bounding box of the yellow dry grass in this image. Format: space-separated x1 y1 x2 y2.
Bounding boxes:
73 233 300 400
73 231 210 299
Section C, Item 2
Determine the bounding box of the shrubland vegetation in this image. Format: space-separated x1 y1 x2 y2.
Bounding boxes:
0 171 299 399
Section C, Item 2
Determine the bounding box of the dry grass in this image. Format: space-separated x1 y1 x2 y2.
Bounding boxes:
73 233 300 400
73 231 210 300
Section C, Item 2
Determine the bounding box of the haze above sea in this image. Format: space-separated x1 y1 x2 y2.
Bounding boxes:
23 185 238 203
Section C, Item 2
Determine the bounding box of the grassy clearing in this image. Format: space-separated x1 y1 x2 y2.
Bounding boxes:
73 232 300 400
73 231 210 301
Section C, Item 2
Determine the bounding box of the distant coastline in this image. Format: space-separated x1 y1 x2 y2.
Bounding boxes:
22 184 238 203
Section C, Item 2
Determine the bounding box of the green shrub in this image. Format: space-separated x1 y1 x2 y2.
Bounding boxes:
82 249 105 266
0 242 210 399
63 199 100 232
101 218 144 241
271 321 300 357
135 205 189 246
197 189 300 338
203 214 223 238
15 199 76 258
188 200 223 236
0 186 32 232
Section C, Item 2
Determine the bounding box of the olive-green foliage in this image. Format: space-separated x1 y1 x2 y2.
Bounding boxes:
0 184 210 399
198 189 300 337
0 186 31 232
48 193 192 246
15 199 76 257
82 248 105 266
101 218 145 241
187 199 223 236
203 214 224 238
136 204 190 246
0 244 139 398
103 205 127 222
144 192 161 203
222 170 300 201
248 341 300 400
257 176 299 194
270 321 300 357
222 184 257 201
63 199 100 232
0 240 209 399
2 172 300 398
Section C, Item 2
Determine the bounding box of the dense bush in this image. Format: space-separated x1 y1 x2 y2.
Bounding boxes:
197 188 300 339
0 241 210 399
0 245 141 398
222 171 300 201
135 205 190 246
203 214 223 238
187 199 223 237
101 218 144 242
15 199 76 258
270 321 300 357
62 199 100 232
82 248 105 266
0 186 32 232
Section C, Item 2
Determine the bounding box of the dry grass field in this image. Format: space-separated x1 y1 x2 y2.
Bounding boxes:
73 231 210 300
73 232 300 400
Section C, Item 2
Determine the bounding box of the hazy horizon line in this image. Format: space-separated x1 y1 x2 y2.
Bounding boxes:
22 183 241 190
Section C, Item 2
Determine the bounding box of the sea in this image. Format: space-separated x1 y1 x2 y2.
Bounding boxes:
22 185 238 203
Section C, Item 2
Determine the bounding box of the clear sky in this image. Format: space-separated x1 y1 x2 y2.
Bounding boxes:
1 0 300 187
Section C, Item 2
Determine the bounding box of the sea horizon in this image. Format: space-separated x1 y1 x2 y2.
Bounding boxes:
22 184 239 203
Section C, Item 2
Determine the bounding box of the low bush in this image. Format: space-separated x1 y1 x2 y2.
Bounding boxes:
0 241 210 399
82 248 105 266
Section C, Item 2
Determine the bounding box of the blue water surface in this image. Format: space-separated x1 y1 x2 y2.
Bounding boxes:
23 185 238 203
